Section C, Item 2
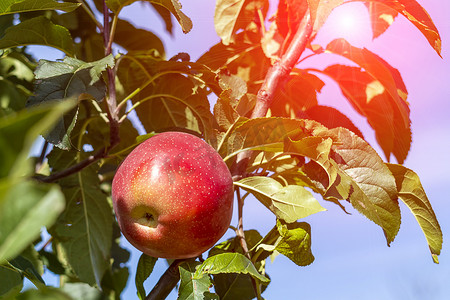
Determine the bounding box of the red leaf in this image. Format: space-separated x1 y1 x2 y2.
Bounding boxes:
271 70 324 117
365 2 399 39
323 65 411 163
357 0 441 56
326 38 409 127
299 105 364 138
307 0 345 34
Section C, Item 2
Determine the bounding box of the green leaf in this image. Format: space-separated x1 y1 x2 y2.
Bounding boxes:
194 253 269 283
357 0 441 56
149 2 173 35
235 176 326 223
135 254 157 300
223 117 331 161
214 97 240 132
48 150 113 286
326 127 401 245
117 53 215 139
0 182 65 264
114 19 165 56
0 16 74 56
101 266 130 298
208 231 267 300
15 286 72 300
178 261 218 300
38 249 66 275
27 55 113 149
0 51 35 112
213 273 259 300
10 255 45 287
274 220 314 266
0 264 23 298
387 164 443 263
0 0 80 16
284 137 338 189
106 0 192 33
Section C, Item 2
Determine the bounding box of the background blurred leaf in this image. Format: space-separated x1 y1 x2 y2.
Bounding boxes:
0 98 75 178
60 282 104 300
0 50 35 116
0 265 23 298
0 182 65 264
15 286 72 300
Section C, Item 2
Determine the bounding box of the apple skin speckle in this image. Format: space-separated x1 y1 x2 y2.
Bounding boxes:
111 132 234 259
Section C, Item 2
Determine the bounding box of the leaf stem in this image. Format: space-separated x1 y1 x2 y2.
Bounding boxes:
106 14 119 55
77 0 103 31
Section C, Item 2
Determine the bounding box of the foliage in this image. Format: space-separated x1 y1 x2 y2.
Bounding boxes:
0 0 443 299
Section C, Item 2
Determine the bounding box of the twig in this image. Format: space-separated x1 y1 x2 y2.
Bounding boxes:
35 140 49 173
236 188 250 257
34 147 107 183
38 237 53 252
145 259 186 300
235 189 262 299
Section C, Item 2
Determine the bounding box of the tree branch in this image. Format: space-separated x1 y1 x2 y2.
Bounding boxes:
145 259 186 300
232 12 312 177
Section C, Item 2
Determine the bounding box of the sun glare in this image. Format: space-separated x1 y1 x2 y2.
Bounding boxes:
318 3 371 47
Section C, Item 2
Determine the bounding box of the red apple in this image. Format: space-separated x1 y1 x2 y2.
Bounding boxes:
111 131 234 259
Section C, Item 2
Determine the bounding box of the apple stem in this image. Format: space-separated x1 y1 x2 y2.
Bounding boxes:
145 259 186 300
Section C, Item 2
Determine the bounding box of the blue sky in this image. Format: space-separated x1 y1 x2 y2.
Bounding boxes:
31 0 450 299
